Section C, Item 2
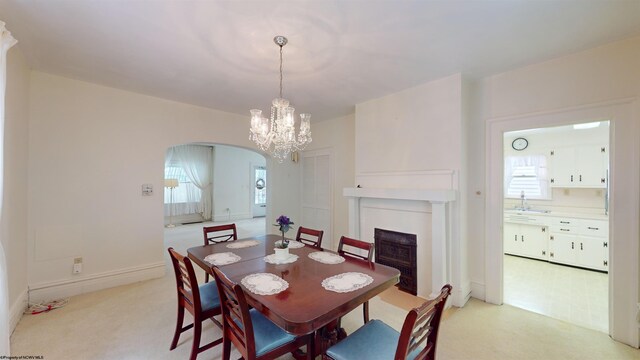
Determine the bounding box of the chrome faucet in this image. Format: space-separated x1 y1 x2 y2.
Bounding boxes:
520 191 527 210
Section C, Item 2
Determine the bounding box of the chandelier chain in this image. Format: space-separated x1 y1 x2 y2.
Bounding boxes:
279 45 283 98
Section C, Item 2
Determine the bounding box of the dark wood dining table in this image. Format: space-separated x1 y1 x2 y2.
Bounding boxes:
187 234 400 353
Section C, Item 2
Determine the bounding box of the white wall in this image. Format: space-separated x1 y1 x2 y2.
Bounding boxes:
470 35 640 347
213 145 265 221
354 73 469 304
303 114 355 249
25 72 288 301
2 46 29 337
355 74 462 186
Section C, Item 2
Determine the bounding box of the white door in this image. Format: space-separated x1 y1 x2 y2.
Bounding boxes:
301 150 333 249
252 166 266 217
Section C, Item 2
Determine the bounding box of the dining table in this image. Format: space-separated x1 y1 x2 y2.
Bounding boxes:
187 234 401 356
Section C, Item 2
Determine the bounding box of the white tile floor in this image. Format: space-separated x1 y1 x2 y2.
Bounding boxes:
504 254 608 333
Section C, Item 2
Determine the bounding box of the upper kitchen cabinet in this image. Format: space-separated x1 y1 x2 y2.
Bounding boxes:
550 144 608 188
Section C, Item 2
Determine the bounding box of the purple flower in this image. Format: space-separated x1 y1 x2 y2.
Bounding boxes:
274 215 294 234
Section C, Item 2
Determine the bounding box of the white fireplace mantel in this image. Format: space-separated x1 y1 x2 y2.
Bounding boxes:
343 187 456 300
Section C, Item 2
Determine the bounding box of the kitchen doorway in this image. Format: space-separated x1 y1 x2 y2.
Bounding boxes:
502 121 610 332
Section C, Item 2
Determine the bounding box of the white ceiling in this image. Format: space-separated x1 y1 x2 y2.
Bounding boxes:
2 1 640 121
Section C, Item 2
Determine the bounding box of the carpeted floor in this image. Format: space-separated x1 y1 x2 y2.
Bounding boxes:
10 219 640 359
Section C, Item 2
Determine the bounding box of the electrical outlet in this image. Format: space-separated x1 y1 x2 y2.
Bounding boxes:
73 257 82 274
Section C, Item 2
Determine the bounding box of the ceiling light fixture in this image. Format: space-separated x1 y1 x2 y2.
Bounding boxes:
573 122 601 130
249 36 311 162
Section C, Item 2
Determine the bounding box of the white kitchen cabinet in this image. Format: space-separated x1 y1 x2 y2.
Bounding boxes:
503 222 548 261
549 217 608 271
550 144 607 188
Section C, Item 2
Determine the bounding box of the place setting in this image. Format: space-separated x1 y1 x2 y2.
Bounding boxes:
321 272 374 293
308 251 345 265
204 252 241 266
226 239 261 249
241 273 289 296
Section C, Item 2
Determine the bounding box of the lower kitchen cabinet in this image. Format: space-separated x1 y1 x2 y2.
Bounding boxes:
549 233 608 271
504 213 608 272
504 223 548 261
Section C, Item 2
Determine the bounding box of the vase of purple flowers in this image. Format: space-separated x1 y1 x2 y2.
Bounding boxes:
274 215 294 259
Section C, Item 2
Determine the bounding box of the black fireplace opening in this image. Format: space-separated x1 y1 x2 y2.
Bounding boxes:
374 228 417 295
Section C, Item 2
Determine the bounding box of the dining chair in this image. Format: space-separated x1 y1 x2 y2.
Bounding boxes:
212 267 315 360
295 226 324 249
337 235 375 323
168 247 223 360
324 284 452 360
203 223 238 282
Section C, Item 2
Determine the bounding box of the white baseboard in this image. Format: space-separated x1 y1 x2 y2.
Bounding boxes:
213 212 252 222
9 289 27 335
470 281 486 301
452 281 472 307
28 262 166 304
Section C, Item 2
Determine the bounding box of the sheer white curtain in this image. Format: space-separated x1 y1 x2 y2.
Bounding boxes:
504 154 550 199
166 145 213 220
165 149 202 216
0 21 17 356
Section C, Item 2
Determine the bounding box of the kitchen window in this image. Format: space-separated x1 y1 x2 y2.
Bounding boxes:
505 155 550 200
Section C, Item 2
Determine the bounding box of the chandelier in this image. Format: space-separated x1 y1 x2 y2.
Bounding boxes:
249 36 312 162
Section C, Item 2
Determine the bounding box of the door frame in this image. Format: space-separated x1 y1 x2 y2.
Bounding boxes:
485 98 639 347
300 148 334 250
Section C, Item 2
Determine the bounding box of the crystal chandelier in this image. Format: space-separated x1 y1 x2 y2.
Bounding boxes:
250 36 312 162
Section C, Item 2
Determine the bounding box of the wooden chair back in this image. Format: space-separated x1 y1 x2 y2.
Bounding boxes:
212 267 256 359
338 236 374 263
203 223 238 245
295 226 324 248
395 284 452 360
168 247 202 316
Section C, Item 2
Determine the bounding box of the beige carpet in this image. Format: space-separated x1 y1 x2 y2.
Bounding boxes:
10 219 640 359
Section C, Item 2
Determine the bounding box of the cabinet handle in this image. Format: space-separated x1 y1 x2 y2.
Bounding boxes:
588 227 599 230
550 252 554 258
571 175 574 182
601 178 606 183
542 250 546 255
514 235 517 241
579 175 582 182
571 242 574 249
603 260 608 266
541 227 546 232
551 178 555 184
560 228 570 232
580 243 583 251
560 221 570 224
603 242 608 247
521 235 524 242
550 235 554 240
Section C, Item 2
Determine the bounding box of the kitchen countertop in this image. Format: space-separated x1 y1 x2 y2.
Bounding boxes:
504 208 609 221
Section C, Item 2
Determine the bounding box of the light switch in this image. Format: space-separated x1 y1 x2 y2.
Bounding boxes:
142 183 153 196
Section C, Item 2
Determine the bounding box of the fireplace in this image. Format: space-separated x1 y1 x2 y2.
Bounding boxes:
374 228 417 295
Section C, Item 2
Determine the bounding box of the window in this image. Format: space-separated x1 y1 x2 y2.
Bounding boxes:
505 155 550 200
254 167 266 205
164 166 201 205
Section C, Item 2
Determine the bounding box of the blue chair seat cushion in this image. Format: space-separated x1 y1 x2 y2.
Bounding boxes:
198 281 221 312
326 319 423 360
233 309 297 357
